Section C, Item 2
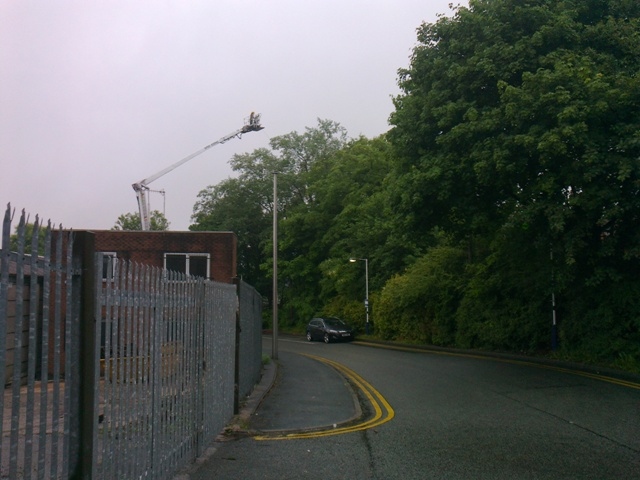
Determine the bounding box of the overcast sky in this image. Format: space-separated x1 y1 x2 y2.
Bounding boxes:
1 1 465 231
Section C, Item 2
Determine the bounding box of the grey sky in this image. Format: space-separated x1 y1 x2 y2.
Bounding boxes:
1 1 465 231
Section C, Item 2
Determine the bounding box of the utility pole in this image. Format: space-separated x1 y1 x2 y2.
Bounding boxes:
272 172 278 360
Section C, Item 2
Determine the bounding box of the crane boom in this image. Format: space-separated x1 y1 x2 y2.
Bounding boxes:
132 112 263 230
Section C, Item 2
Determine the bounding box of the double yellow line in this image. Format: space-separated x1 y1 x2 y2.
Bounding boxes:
253 354 394 441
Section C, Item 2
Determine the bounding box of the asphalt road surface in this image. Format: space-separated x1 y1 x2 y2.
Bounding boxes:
189 336 640 480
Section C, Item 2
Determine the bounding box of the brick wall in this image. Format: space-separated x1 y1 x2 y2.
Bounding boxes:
89 230 238 283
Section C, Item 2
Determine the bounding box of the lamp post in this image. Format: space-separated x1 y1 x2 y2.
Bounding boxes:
349 257 369 334
272 172 278 360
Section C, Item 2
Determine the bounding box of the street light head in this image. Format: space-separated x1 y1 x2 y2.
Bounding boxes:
349 258 357 263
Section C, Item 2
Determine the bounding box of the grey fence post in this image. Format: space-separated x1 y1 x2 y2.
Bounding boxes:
233 277 241 415
71 231 98 480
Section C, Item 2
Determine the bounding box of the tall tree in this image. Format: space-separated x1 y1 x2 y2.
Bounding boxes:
191 119 349 316
191 152 277 295
280 136 396 324
311 137 409 295
388 0 640 360
112 211 170 231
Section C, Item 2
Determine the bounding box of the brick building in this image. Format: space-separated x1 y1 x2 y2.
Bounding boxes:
91 230 238 283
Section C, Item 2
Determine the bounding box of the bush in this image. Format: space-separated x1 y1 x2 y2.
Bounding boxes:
455 248 550 353
320 295 368 334
558 280 640 371
376 246 467 344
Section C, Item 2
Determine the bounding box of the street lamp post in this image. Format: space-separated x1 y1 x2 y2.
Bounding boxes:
272 172 278 360
349 257 369 334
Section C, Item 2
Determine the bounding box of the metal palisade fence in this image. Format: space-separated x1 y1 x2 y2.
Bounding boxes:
0 204 263 479
236 280 262 402
0 206 78 479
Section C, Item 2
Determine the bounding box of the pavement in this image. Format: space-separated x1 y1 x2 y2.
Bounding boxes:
174 347 361 479
246 350 360 433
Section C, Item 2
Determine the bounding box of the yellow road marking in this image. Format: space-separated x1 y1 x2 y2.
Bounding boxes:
354 341 640 390
253 354 394 441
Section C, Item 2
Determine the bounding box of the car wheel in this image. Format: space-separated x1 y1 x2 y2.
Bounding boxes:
306 331 312 342
324 333 330 344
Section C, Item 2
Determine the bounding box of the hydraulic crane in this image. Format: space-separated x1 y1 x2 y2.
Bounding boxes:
132 112 263 230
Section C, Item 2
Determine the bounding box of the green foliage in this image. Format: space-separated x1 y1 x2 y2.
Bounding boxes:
185 1 640 371
385 0 640 367
112 211 169 231
376 245 467 345
390 0 640 259
191 119 350 318
191 174 272 294
10 221 48 255
454 253 551 353
558 279 640 367
320 294 369 333
312 136 410 296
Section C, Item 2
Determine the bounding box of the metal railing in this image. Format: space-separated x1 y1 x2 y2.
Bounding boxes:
93 257 238 479
237 280 263 403
0 204 263 479
0 207 78 479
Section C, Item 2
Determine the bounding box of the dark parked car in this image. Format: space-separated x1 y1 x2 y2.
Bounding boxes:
306 317 354 343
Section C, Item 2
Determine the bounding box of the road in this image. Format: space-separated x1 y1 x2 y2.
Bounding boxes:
190 336 640 479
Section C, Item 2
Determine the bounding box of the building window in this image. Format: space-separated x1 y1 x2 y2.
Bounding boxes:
101 252 117 280
164 253 210 279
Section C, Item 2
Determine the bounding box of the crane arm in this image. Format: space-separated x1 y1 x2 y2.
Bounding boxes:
132 112 263 230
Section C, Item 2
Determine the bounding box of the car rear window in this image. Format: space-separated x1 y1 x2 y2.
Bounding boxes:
324 318 346 327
